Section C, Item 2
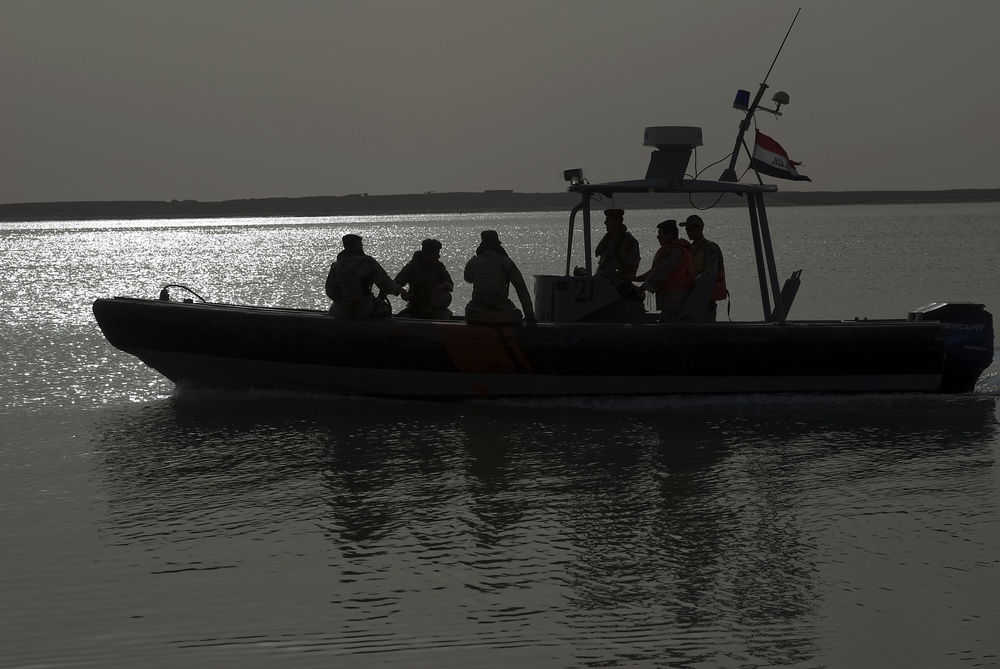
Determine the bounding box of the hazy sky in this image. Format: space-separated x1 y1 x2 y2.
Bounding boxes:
4 1 999 203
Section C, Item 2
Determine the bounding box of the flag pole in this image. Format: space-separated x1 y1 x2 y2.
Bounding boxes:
719 8 801 182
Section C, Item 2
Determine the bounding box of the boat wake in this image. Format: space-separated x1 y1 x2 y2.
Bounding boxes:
167 378 1000 411
476 391 999 413
974 369 1000 397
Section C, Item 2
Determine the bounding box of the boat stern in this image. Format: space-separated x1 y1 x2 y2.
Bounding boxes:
909 302 994 392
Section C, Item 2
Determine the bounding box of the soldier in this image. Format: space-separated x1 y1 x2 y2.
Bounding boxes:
680 214 728 322
595 208 641 279
394 238 454 319
464 230 536 324
325 234 408 318
635 219 695 322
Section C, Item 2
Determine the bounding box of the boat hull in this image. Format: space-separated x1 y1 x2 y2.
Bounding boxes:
92 298 993 398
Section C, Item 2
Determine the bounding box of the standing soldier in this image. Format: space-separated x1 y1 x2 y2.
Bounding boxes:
325 234 408 318
595 208 641 279
680 214 727 322
635 219 695 322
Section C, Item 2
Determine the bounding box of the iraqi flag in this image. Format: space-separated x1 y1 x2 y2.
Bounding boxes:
751 130 811 182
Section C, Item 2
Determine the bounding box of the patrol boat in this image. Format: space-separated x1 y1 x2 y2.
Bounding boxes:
91 85 994 399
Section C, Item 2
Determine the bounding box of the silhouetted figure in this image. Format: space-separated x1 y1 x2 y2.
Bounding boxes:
635 220 695 322
394 238 454 319
464 230 536 324
325 234 408 318
595 208 641 279
681 214 728 322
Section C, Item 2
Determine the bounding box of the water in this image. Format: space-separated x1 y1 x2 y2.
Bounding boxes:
2 203 1000 668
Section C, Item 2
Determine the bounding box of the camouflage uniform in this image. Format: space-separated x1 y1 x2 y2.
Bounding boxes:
595 226 641 278
690 237 726 322
394 251 454 319
326 252 403 318
464 250 535 324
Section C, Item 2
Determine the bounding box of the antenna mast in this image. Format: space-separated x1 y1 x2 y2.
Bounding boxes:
719 8 801 182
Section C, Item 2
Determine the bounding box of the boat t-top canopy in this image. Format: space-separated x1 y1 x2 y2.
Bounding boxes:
563 126 791 323
571 177 777 197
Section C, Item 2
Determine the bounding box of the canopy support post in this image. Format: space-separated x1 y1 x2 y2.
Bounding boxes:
566 200 584 276
755 193 786 323
747 193 772 320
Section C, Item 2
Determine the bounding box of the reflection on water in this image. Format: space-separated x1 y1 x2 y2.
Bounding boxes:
88 393 999 667
5 205 1000 667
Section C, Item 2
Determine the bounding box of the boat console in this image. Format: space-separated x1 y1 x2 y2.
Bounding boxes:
533 273 646 323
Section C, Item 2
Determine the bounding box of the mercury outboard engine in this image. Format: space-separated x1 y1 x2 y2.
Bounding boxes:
909 302 994 392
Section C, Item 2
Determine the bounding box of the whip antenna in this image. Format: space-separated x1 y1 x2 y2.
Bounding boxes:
720 7 801 182
763 7 801 84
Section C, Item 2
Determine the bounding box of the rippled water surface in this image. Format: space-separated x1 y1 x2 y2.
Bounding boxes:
2 204 999 668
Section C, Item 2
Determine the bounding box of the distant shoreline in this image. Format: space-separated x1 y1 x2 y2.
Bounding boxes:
2 189 999 222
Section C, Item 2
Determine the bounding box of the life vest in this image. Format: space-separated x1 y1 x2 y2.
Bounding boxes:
400 253 431 305
691 239 728 301
652 239 695 292
466 252 510 295
327 255 376 305
399 254 452 312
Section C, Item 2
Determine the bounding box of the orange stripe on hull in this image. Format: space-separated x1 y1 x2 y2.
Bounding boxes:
499 326 534 373
433 323 523 374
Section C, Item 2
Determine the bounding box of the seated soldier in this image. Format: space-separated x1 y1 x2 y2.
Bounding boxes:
325 234 408 318
463 230 536 325
394 238 454 319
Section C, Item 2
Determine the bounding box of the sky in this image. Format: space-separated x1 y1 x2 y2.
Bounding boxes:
3 1 999 204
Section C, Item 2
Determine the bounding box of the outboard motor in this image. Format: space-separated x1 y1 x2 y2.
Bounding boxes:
909 302 994 392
